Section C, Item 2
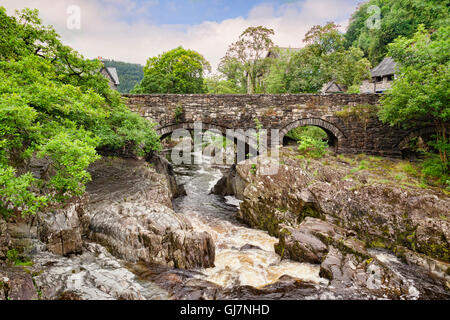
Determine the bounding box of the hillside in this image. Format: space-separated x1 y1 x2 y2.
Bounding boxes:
103 60 144 93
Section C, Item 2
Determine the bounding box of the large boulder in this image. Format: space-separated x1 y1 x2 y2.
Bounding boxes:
231 152 450 263
82 158 215 269
37 198 85 256
0 267 39 300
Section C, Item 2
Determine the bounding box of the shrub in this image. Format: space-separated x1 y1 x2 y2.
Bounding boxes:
421 155 449 186
297 136 328 158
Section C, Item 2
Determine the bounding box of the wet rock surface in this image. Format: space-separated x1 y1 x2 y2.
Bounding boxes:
37 198 85 256
212 149 450 299
30 242 169 300
0 267 38 300
1 222 170 300
83 158 215 269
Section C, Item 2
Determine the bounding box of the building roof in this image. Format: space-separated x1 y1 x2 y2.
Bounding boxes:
321 80 345 93
371 57 396 78
105 67 120 85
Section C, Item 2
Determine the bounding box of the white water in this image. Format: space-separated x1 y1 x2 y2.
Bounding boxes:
172 155 327 289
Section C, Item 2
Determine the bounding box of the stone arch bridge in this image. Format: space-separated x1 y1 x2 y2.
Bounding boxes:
123 94 425 158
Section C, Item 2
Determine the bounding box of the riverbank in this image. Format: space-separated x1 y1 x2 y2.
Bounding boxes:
1 148 449 300
0 155 213 300
212 147 450 299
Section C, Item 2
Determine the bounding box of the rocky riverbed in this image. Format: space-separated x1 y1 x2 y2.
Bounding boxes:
1 148 449 300
0 155 213 300
211 148 450 299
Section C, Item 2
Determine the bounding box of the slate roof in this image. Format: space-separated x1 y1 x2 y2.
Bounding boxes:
321 80 345 93
105 67 120 85
371 57 397 78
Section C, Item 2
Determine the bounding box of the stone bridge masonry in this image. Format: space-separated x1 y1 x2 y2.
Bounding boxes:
123 94 423 158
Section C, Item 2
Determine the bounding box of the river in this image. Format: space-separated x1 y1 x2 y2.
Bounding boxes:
172 154 327 289
164 153 449 300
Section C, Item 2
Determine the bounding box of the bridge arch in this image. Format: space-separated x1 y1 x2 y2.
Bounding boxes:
157 122 230 140
396 127 436 150
157 122 258 158
279 118 346 151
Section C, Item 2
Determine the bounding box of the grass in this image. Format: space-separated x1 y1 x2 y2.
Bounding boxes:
6 249 33 267
287 148 447 193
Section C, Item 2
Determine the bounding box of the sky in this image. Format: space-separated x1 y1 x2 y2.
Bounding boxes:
1 0 364 70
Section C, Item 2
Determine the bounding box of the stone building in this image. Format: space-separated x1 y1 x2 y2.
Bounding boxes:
99 63 120 90
360 57 397 93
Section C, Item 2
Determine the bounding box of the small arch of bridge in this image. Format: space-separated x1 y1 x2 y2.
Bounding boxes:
157 122 259 156
279 118 346 151
396 127 437 150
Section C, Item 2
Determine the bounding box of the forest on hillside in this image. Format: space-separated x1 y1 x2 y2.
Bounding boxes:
102 60 144 93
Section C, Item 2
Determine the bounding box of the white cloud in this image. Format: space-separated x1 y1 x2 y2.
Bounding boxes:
1 0 357 70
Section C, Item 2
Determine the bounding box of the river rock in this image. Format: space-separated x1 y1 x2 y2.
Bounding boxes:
230 151 450 264
0 267 39 300
30 242 168 300
275 218 334 263
147 153 186 198
36 198 85 256
211 164 246 198
0 220 11 263
83 158 215 269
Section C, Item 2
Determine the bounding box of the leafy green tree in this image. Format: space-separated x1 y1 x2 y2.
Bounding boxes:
327 47 371 90
217 57 248 93
264 23 370 94
264 48 292 94
133 47 211 94
0 8 160 217
379 26 449 181
205 75 240 94
287 46 329 93
345 0 449 65
221 26 275 93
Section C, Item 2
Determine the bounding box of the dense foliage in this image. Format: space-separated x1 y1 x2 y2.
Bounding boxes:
0 8 160 217
379 26 449 184
345 0 449 65
213 23 370 94
286 126 329 159
219 26 275 94
264 23 371 94
102 60 144 93
132 47 211 94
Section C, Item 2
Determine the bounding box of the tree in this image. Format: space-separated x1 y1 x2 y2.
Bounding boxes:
132 47 211 94
0 7 160 217
217 57 248 93
205 75 240 94
303 22 345 55
264 22 371 94
264 48 292 94
327 47 371 90
221 26 275 93
287 47 328 93
379 26 449 179
345 0 449 65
